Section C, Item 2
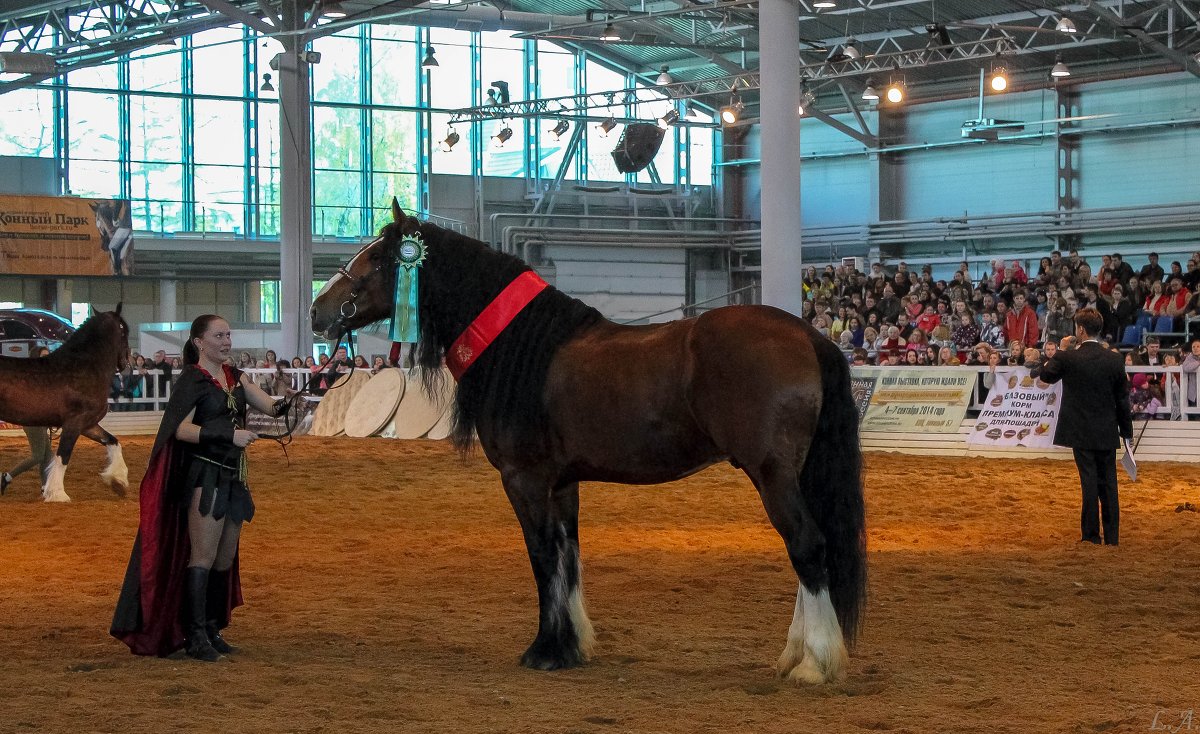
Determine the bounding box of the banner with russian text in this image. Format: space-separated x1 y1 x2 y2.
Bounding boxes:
852 367 976 433
967 367 1063 448
0 194 134 276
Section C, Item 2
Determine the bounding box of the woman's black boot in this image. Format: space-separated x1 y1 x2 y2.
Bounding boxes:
185 566 222 662
206 569 237 654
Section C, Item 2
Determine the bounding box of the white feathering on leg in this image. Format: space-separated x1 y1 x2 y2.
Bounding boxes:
777 584 807 676
568 554 595 659
42 456 70 503
99 443 129 492
784 587 848 684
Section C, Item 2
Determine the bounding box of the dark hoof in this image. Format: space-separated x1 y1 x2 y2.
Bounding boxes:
110 481 127 498
520 644 584 671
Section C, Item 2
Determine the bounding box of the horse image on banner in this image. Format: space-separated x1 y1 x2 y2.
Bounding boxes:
90 199 135 276
310 200 867 684
0 306 131 501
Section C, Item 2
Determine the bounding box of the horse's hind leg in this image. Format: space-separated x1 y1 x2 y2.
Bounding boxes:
502 474 594 670
42 429 79 503
82 424 128 496
746 459 848 684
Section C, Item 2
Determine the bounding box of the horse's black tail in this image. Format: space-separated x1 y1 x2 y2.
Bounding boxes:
799 338 867 644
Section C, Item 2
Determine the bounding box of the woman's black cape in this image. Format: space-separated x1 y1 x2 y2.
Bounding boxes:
110 366 243 656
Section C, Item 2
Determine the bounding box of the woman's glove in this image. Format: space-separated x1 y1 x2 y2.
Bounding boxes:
198 422 234 445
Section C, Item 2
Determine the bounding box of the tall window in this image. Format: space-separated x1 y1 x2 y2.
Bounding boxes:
1 21 716 241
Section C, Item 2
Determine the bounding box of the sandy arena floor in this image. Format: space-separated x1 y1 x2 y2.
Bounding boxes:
1 434 1199 733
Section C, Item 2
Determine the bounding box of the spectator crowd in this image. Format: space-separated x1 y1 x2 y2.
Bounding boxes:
798 248 1200 418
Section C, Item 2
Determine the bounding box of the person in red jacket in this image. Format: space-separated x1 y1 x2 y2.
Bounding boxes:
1005 290 1041 348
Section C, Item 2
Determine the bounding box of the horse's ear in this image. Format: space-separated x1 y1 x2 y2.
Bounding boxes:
88 305 96 318
114 301 123 315
391 197 405 223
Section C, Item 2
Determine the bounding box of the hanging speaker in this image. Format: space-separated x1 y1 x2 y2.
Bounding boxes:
611 123 665 173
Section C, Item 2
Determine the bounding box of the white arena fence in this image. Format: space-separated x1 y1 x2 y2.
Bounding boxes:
104 366 1198 419
105 367 320 413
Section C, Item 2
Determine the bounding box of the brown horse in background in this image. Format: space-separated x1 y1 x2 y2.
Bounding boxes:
0 307 131 502
310 202 866 684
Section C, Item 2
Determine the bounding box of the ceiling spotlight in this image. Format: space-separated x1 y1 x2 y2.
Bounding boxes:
655 65 673 85
599 22 621 42
719 97 744 125
926 23 952 48
658 108 680 129
421 46 438 69
885 80 906 104
1050 57 1072 78
492 125 513 147
441 128 460 152
861 80 879 101
798 87 816 116
321 1 347 18
989 67 1009 92
549 119 570 140
598 116 618 136
813 0 837 7
843 39 861 60
1055 16 1077 34
489 80 510 105
259 73 275 93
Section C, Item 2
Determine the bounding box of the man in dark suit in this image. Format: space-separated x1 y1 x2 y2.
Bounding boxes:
1026 308 1133 545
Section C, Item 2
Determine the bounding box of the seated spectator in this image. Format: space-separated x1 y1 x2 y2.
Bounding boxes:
268 360 294 396
1126 279 1174 344
1128 366 1161 420
353 354 370 369
979 311 1006 350
1182 338 1200 419
906 328 929 354
371 356 387 374
258 349 278 370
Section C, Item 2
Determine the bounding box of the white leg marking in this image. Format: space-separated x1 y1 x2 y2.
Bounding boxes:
99 443 129 493
568 554 595 660
42 456 70 503
780 586 849 684
777 584 806 675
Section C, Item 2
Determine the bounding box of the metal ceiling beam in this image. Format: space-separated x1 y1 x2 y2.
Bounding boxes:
445 32 1046 123
1082 0 1200 78
196 0 276 36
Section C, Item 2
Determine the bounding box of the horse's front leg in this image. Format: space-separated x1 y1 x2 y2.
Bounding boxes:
82 424 128 497
502 473 595 670
42 428 79 503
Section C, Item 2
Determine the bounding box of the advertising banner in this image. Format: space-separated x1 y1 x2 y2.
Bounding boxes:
0 194 133 276
967 367 1063 448
851 367 976 433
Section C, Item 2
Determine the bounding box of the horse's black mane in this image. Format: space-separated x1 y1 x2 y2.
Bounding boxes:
381 219 603 453
52 311 128 360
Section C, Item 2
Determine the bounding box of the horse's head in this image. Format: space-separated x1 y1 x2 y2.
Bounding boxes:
69 303 130 370
311 198 424 340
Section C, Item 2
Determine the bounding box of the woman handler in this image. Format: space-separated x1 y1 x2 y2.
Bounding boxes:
111 314 290 661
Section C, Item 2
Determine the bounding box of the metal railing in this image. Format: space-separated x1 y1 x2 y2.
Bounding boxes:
107 367 320 412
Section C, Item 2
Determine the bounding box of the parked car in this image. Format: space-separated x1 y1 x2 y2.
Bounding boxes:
0 309 76 357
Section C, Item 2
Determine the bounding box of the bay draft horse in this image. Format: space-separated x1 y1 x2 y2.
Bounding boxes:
310 202 867 684
0 307 131 502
